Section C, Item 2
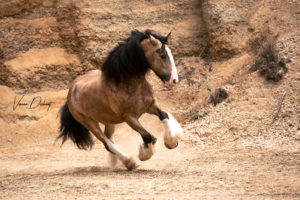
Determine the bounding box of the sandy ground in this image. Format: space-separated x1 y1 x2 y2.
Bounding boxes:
1 119 299 200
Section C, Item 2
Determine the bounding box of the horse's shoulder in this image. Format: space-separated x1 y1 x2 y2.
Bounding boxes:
143 79 154 93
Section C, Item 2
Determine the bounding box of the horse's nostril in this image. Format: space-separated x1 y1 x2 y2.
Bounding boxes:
173 79 177 84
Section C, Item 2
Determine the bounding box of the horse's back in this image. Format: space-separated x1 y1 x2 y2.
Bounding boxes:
67 70 124 124
68 70 102 115
70 70 102 97
85 69 101 76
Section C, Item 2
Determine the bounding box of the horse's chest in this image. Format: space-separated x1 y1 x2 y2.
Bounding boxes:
125 93 153 111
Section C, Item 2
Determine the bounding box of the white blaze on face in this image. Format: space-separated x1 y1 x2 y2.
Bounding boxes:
165 45 178 88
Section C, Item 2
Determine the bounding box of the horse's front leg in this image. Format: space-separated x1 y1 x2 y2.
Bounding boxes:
148 104 183 149
124 115 157 161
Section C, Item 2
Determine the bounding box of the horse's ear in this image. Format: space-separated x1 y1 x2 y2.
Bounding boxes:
145 29 152 38
166 32 171 43
149 35 158 46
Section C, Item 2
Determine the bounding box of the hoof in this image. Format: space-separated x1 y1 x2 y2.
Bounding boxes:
139 142 156 161
163 113 183 149
123 157 139 171
164 137 179 149
107 152 118 168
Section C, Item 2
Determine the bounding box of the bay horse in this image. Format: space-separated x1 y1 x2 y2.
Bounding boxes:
57 29 183 170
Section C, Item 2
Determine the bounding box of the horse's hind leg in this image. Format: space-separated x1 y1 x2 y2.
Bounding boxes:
104 125 118 167
82 119 138 170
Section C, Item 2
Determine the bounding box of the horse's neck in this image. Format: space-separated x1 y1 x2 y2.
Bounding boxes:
127 75 147 85
123 75 150 90
103 74 150 92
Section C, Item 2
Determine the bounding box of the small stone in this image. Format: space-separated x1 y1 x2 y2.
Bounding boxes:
295 131 300 141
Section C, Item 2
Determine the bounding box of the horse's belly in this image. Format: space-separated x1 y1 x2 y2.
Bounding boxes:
92 110 124 124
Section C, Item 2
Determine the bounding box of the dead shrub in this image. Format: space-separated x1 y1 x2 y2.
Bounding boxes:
210 88 228 106
249 42 287 82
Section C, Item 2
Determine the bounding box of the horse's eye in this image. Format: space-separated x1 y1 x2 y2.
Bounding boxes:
160 54 166 59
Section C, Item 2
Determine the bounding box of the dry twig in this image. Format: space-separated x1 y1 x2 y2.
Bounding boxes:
271 92 286 124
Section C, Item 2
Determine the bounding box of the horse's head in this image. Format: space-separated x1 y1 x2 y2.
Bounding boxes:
141 32 178 88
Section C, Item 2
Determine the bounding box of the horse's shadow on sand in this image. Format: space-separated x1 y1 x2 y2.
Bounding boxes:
52 166 180 178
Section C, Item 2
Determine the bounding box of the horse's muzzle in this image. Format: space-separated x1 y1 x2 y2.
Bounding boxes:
164 77 178 89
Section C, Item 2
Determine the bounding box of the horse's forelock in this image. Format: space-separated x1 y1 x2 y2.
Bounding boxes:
143 29 168 44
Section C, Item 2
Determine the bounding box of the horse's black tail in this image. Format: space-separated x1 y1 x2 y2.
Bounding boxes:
57 102 94 150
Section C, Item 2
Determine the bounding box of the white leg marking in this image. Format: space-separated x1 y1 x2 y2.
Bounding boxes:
105 138 127 159
104 138 139 170
138 142 156 161
162 112 183 149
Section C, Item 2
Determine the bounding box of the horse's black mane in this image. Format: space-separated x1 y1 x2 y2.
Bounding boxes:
101 29 168 83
